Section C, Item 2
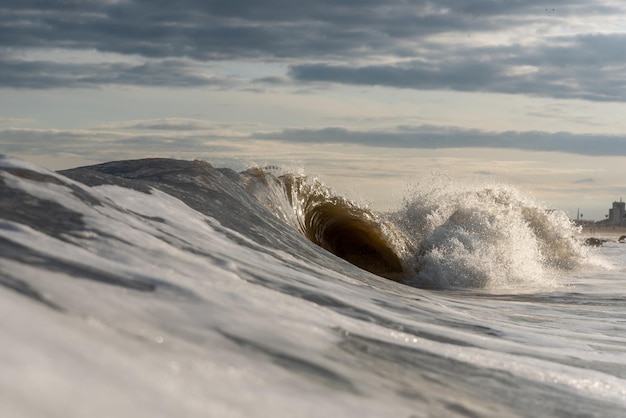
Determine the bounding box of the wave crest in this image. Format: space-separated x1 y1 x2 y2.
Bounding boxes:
245 166 586 290
395 182 585 290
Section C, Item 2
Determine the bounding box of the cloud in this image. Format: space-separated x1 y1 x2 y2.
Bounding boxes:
2 1 619 60
4 119 626 159
290 33 626 102
0 117 33 126
256 125 626 156
0 56 233 89
122 118 217 131
0 128 124 154
2 0 626 101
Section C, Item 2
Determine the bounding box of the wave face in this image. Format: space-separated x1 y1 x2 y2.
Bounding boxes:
276 172 405 281
2 156 625 418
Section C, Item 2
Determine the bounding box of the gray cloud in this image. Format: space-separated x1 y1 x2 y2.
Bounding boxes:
290 33 626 102
123 119 216 131
2 0 626 101
2 1 614 60
256 125 626 156
0 57 232 89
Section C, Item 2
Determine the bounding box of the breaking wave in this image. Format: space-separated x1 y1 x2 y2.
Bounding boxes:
240 165 586 291
2 155 586 292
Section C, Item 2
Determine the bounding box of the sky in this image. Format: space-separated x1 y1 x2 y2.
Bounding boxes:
1 0 626 220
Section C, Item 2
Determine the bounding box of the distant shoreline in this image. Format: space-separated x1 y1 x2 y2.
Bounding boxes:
580 225 626 237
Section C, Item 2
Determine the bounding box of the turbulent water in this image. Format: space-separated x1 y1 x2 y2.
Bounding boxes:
1 155 625 417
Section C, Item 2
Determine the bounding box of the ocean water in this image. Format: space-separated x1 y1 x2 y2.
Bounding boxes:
1 155 625 417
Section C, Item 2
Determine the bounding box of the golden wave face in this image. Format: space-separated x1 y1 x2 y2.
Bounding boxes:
303 201 404 280
281 174 405 281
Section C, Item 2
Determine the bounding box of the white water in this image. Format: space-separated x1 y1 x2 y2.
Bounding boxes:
1 156 625 417
394 180 586 290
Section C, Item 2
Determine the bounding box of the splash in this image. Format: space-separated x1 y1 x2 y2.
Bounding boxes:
393 178 585 290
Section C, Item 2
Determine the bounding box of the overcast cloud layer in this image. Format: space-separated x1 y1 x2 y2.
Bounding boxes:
2 0 626 101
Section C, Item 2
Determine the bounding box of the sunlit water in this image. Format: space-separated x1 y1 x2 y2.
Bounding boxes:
1 156 625 417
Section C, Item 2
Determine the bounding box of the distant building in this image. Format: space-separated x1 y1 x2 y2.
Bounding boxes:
608 199 626 226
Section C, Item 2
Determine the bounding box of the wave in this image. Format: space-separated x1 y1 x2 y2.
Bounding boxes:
2 156 587 291
238 164 586 290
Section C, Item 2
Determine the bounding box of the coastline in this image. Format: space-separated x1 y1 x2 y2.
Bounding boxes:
580 225 626 238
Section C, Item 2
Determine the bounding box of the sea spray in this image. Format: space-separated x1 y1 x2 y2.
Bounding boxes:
393 178 586 290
